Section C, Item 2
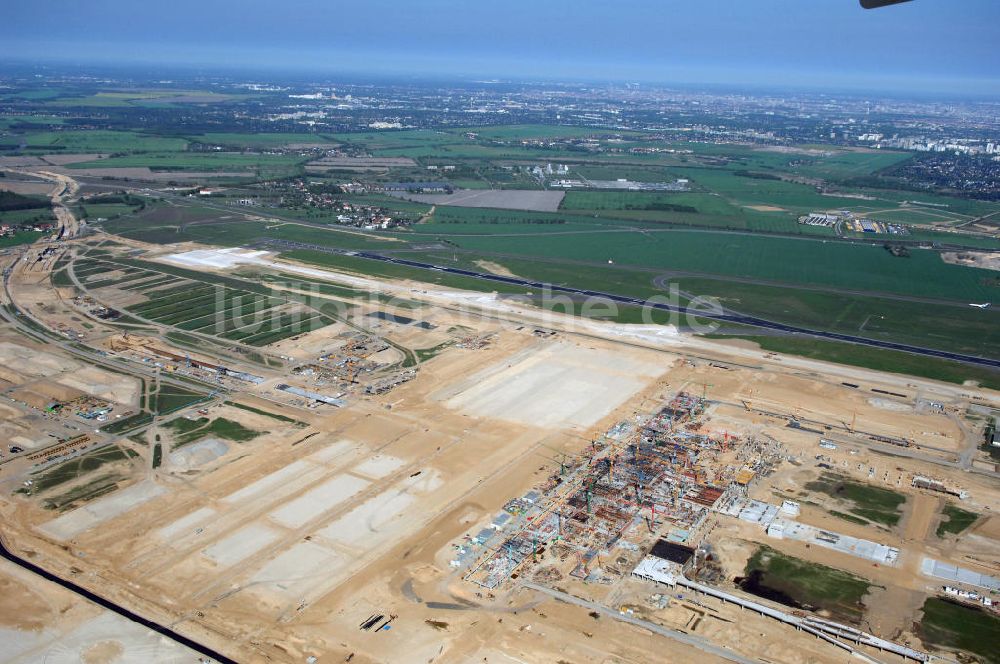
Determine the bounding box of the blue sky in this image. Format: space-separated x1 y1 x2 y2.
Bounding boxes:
3 0 999 94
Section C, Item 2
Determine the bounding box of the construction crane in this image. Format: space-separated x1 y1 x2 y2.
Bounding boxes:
536 452 571 476
343 359 360 384
839 411 858 433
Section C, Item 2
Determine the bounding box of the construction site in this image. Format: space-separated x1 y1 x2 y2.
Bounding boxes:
0 234 999 664
460 391 776 590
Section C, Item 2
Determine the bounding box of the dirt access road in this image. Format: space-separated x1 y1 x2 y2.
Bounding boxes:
37 170 81 238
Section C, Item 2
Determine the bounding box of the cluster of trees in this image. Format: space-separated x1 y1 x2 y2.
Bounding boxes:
0 190 50 212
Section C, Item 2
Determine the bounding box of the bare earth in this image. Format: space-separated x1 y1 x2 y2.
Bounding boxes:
0 240 998 664
942 250 1000 273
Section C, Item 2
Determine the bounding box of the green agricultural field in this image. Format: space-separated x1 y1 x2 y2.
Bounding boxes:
283 249 528 295
670 167 897 214
847 188 1000 220
86 255 340 346
919 598 1000 664
198 307 292 335
186 132 338 148
100 209 400 252
108 257 274 295
790 150 913 180
422 204 605 230
0 114 67 126
238 314 333 346
224 401 305 425
0 231 44 247
415 342 453 362
221 311 331 345
120 275 180 291
340 192 433 215
561 190 708 212
451 125 644 140
41 474 123 511
152 386 207 415
0 207 56 226
101 412 153 434
325 129 468 154
176 299 284 332
164 416 261 447
129 282 318 344
2 89 67 100
51 268 74 287
256 270 420 308
804 472 906 527
936 503 980 537
677 277 1000 358
65 151 304 174
570 165 681 181
431 205 597 230
77 202 143 221
868 227 1000 251
559 190 838 234
47 90 243 108
20 130 188 154
28 445 137 493
742 545 873 623
73 122 1000 388
446 229 999 302
83 269 171 290
324 128 643 161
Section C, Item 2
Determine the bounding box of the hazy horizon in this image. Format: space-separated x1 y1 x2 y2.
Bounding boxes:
4 0 999 96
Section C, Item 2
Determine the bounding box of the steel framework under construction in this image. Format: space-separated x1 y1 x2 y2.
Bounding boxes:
464 391 773 589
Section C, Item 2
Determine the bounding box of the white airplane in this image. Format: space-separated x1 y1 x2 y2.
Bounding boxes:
969 303 991 309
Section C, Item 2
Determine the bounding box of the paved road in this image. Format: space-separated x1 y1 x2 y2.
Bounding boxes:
521 581 758 664
341 250 1000 369
0 533 234 663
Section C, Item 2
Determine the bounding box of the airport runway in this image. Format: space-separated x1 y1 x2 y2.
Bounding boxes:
346 250 1000 370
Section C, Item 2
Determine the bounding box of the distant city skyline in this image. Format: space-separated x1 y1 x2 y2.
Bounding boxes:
3 0 999 96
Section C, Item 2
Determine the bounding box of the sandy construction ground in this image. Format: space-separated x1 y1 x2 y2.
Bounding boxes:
437 339 669 428
942 250 1000 273
3 240 1000 664
39 481 167 541
0 341 73 377
0 560 199 663
0 341 140 407
6 321 689 661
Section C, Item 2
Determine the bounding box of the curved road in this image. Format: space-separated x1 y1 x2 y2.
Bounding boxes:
346 250 1000 369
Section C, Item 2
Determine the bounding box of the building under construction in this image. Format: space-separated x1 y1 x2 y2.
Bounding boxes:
463 391 767 589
